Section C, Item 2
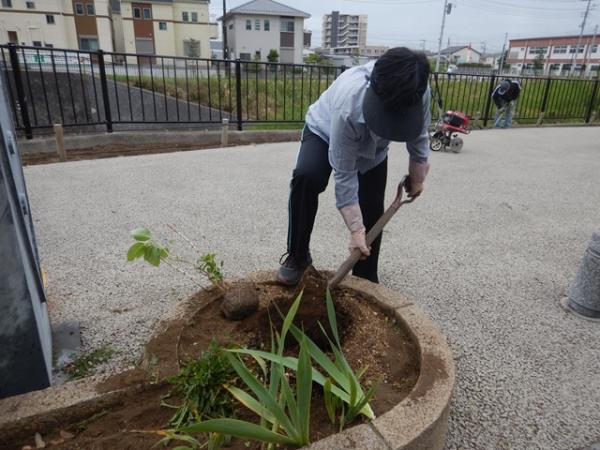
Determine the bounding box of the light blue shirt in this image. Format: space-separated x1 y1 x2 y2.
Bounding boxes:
305 60 431 209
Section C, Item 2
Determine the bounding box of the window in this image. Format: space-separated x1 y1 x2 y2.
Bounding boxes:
143 7 151 19
26 1 34 8
591 64 600 71
86 3 94 15
569 45 584 54
159 21 167 30
255 50 261 60
191 12 198 22
80 36 99 51
133 7 141 18
281 19 294 32
592 44 598 53
553 45 567 54
46 14 55 24
255 19 260 30
182 11 189 21
239 52 251 60
549 63 561 71
75 3 84 14
246 19 251 30
562 63 572 71
32 40 42 47
228 23 233 30
1 0 12 7
264 19 270 31
45 43 53 48
7 31 18 43
528 46 547 55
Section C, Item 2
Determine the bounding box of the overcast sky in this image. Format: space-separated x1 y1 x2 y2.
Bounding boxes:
209 0 599 54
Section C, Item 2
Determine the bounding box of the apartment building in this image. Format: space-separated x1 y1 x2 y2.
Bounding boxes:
507 34 600 75
0 0 113 51
119 0 217 58
322 11 367 54
221 0 310 64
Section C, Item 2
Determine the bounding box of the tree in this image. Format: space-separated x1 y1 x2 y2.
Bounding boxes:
498 50 510 71
186 39 200 58
304 53 330 65
533 53 544 74
267 49 279 63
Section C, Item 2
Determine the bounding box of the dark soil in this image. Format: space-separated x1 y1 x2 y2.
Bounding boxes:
4 271 419 450
21 142 227 166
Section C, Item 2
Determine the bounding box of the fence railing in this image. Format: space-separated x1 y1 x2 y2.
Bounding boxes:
1 44 599 139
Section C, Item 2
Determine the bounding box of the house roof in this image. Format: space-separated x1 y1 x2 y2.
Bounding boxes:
219 0 310 20
440 45 482 55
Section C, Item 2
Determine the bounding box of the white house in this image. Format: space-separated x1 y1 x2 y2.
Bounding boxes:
220 0 310 64
440 45 481 64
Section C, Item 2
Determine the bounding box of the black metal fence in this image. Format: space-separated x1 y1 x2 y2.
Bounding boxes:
1 44 599 139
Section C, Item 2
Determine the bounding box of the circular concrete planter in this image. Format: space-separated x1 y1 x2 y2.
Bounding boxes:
0 271 455 450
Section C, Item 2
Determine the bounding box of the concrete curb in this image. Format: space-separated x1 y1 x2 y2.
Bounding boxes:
0 271 455 450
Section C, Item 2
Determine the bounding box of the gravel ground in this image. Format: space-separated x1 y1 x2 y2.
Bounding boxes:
24 126 600 450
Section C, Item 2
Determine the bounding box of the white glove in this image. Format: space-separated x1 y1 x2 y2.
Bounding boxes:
340 203 370 258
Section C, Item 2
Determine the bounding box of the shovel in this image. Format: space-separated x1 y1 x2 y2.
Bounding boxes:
328 175 418 289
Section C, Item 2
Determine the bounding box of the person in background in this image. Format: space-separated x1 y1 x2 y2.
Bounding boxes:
277 47 431 286
492 79 521 128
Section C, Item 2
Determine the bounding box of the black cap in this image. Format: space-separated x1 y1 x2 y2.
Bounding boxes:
362 47 430 142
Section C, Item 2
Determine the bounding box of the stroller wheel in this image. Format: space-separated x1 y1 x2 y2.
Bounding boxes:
430 137 444 151
449 136 464 153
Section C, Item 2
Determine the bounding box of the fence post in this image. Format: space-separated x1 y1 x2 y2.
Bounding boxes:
53 124 66 162
234 59 243 131
585 77 600 124
96 50 113 133
221 118 229 146
8 44 33 139
537 77 552 126
482 73 497 128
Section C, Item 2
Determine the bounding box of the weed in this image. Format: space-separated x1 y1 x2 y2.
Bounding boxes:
162 340 237 429
63 346 117 380
74 409 110 431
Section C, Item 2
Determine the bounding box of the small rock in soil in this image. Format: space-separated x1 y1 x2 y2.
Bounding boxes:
221 282 259 320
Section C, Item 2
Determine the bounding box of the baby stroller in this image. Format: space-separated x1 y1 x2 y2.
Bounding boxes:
429 74 471 153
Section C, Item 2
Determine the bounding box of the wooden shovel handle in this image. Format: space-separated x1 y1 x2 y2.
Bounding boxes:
328 176 418 289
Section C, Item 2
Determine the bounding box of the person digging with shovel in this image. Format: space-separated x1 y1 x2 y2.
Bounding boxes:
277 47 432 286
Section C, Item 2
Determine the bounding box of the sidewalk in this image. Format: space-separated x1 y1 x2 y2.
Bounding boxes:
23 126 600 450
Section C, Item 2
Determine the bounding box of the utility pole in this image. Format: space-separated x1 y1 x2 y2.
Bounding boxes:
583 24 598 76
222 0 228 60
498 32 508 73
481 41 487 54
570 0 594 75
435 0 453 72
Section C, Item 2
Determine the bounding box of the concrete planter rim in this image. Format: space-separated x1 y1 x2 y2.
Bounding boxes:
0 271 455 450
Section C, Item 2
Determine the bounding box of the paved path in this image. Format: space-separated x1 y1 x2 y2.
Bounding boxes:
24 127 600 450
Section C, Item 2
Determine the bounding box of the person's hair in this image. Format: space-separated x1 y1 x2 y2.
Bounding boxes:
369 47 430 111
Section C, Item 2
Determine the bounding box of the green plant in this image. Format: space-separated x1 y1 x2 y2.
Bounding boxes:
230 289 377 426
156 429 226 450
267 49 279 63
63 346 117 380
163 340 238 429
178 293 314 448
126 226 225 290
